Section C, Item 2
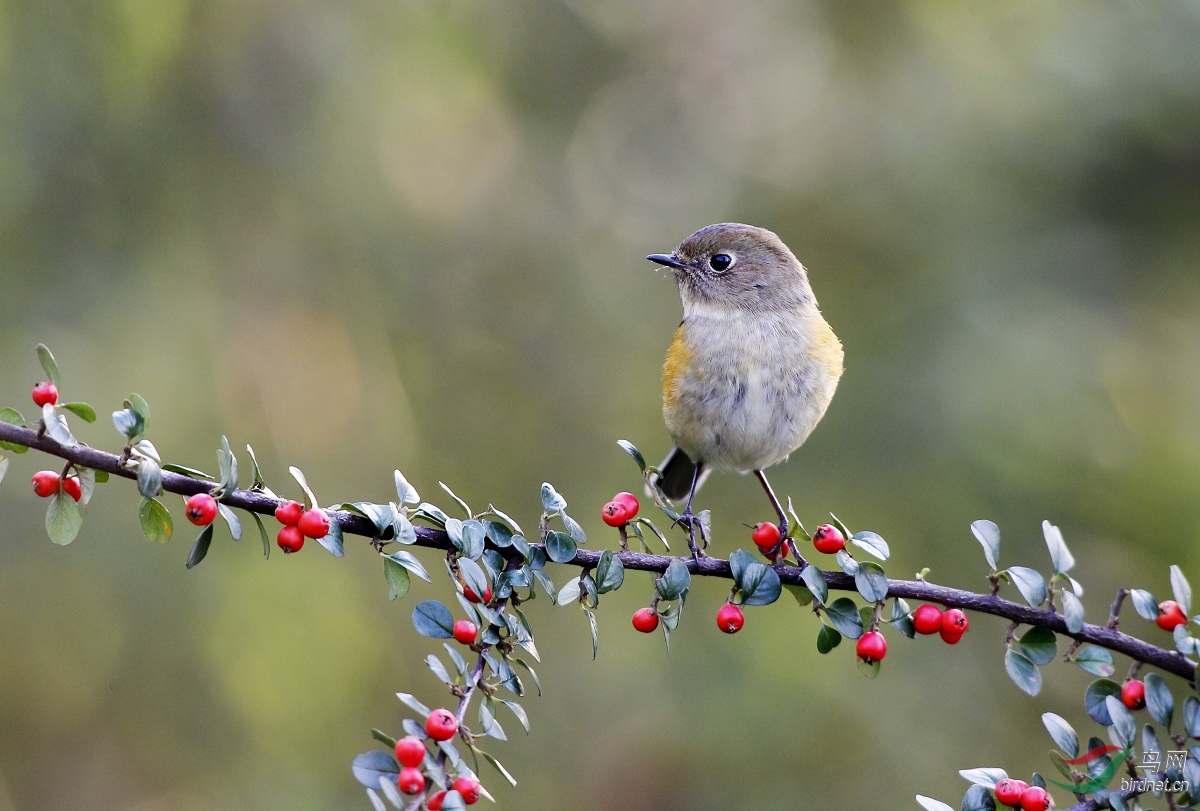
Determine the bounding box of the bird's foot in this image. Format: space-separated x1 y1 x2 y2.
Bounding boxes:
672 510 707 561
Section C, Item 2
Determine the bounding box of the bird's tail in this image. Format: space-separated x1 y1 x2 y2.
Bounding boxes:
652 445 710 502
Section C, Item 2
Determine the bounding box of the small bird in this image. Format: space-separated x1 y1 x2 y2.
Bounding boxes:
646 223 844 558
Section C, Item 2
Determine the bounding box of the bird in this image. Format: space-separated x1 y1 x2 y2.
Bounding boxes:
646 223 843 559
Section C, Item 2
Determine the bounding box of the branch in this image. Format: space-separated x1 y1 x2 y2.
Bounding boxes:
2 420 1194 682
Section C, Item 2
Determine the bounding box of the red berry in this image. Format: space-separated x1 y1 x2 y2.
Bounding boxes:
716 603 744 634
1121 679 1146 710
942 607 969 635
631 607 659 633
394 735 426 768
297 508 331 538
601 501 629 527
185 493 218 526
397 766 425 796
612 492 639 519
425 708 458 741
1019 785 1050 811
274 499 303 526
463 583 492 605
939 626 964 645
912 604 944 635
452 776 481 804
812 524 845 554
31 382 58 407
277 525 304 553
994 778 1027 806
61 476 82 502
1157 600 1188 632
751 522 782 549
856 630 887 664
427 791 447 810
31 470 60 497
452 619 478 645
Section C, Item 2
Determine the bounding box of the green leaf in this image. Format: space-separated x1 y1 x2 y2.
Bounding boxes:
426 654 453 687
556 578 580 605
816 624 841 654
439 481 472 517
560 511 587 544
1171 564 1192 615
655 558 691 601
1018 627 1057 665
384 550 430 583
498 699 529 734
617 439 647 472
217 504 242 541
36 343 61 388
1084 679 1122 724
856 656 880 679
854 561 889 603
1073 645 1114 677
161 463 214 479
393 470 420 505
1144 673 1174 728
739 560 782 606
135 458 162 498
60 402 96 422
1005 566 1047 607
784 583 813 607
587 608 598 659
835 549 860 576
1183 695 1200 737
384 558 411 601
412 601 454 638
1042 712 1079 758
959 784 996 811
112 407 144 442
485 505 522 537
540 482 566 513
351 750 399 789
128 394 150 431
824 597 863 638
1004 648 1042 696
959 767 1008 788
595 550 625 593
729 548 755 585
250 511 270 559
0 456 7 485
459 519 486 560
1129 589 1158 621
289 466 318 509
138 497 173 544
216 436 238 494
185 524 214 569
915 796 955 811
1104 696 1136 748
42 404 75 446
1042 520 1074 574
971 519 1001 570
0 408 29 454
544 530 577 564
458 557 489 600
479 749 517 787
369 728 398 750
46 491 82 545
315 518 345 557
395 692 433 720
849 531 890 561
1060 590 1085 633
478 698 507 740
800 565 828 606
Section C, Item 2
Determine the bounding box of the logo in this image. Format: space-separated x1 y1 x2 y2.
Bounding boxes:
1047 746 1130 793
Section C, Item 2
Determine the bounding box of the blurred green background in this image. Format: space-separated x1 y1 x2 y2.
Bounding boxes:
2 1 1200 808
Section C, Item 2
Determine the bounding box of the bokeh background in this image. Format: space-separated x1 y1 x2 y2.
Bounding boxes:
2 2 1200 808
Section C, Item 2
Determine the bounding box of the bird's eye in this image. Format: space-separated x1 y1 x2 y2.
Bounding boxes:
710 253 733 272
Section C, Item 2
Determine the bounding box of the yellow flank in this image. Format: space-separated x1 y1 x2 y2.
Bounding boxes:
809 311 844 378
662 323 692 411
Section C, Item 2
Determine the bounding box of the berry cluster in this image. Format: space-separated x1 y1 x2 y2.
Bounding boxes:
994 778 1050 810
30 470 81 501
391 713 483 805
600 492 639 527
272 499 330 553
911 604 970 645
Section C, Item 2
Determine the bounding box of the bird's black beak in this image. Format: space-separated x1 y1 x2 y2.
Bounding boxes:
646 253 687 271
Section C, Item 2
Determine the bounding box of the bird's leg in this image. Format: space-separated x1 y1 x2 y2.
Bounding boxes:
754 469 805 566
673 464 706 561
